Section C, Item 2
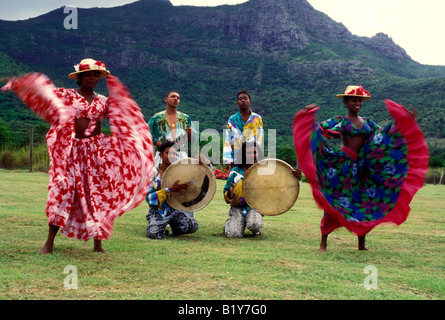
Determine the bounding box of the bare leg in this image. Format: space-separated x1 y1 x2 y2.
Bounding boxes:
40 224 60 254
319 233 328 253
94 239 107 253
358 235 368 251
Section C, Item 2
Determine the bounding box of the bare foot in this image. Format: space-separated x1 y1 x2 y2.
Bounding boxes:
358 235 368 251
94 239 107 253
318 234 328 253
39 244 53 254
40 224 59 254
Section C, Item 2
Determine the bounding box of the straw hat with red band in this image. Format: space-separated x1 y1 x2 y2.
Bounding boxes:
68 58 110 80
336 85 371 101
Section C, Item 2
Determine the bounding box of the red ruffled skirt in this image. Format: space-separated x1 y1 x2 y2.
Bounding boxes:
3 74 154 240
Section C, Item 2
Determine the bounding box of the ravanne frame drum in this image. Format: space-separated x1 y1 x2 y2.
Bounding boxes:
161 158 216 212
242 158 300 216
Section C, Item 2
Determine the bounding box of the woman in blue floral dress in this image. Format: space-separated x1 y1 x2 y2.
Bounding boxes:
293 86 429 252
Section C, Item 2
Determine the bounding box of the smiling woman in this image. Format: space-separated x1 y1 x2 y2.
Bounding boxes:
293 85 429 252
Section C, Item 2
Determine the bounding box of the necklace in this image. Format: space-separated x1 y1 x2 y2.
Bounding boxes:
166 114 176 128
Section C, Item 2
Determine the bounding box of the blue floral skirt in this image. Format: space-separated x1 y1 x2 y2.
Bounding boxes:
293 100 429 236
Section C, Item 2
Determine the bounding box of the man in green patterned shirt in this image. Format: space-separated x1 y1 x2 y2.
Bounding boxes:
148 91 197 165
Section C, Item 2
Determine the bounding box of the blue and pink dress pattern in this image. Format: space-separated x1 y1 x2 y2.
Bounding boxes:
293 100 429 236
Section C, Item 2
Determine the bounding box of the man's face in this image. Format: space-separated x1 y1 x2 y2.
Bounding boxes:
165 92 181 108
160 147 177 165
237 93 251 111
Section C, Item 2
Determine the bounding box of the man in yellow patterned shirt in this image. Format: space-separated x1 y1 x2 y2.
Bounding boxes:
223 89 263 169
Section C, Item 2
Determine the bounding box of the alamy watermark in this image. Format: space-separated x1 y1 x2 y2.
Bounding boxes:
64 265 78 289
168 123 278 173
363 265 378 290
64 6 78 30
62 264 378 291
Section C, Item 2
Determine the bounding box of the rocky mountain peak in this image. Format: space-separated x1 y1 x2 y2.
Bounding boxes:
180 0 338 55
366 32 410 59
219 0 408 59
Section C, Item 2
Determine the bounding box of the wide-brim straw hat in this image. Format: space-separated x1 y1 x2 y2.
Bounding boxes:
68 58 110 80
336 85 371 100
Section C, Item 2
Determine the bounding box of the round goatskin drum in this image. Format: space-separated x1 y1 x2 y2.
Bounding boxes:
161 158 216 212
242 158 300 216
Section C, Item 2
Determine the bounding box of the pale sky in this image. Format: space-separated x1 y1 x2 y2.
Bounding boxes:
0 0 444 66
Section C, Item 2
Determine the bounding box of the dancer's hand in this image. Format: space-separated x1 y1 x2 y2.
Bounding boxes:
409 106 418 120
305 103 318 110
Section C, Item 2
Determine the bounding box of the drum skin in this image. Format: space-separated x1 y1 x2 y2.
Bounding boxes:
161 158 216 212
243 158 300 216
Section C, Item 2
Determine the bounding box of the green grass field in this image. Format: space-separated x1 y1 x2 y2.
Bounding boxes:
0 169 444 300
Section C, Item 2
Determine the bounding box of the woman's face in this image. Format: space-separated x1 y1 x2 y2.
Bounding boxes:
344 97 364 114
78 71 100 89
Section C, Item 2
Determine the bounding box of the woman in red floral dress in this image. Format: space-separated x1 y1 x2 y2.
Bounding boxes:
2 59 154 254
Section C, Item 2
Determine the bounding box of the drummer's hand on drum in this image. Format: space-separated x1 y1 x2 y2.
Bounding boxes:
169 180 190 193
198 153 212 167
292 168 302 180
227 183 235 202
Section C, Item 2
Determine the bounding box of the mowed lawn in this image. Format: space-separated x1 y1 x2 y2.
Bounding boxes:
0 169 444 300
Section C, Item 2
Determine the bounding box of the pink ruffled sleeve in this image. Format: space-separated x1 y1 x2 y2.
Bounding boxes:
1 73 74 125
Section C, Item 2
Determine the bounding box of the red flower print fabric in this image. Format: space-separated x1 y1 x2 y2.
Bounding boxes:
2 73 154 240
